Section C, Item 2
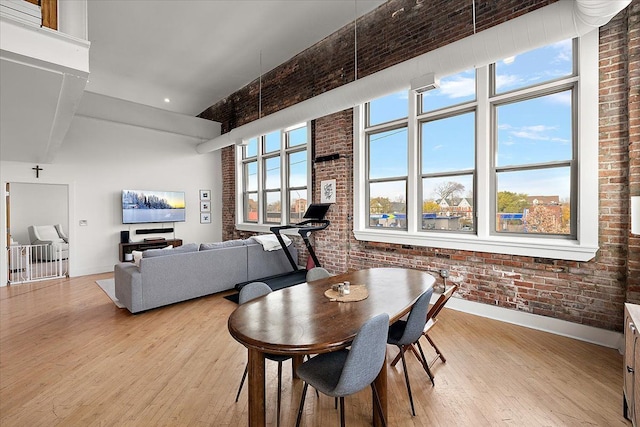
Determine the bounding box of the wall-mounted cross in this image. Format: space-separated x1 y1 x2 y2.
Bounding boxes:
32 165 43 178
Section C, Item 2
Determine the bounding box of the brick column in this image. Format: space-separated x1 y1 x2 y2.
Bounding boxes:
312 111 354 273
628 0 640 299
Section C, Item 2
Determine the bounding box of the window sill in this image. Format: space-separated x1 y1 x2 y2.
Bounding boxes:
353 229 598 262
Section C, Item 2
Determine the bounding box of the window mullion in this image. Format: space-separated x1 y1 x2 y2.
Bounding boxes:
407 90 419 233
257 137 264 225
236 145 244 225
476 65 491 239
279 130 286 225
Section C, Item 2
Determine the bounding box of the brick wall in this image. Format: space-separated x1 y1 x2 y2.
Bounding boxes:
627 0 640 299
202 0 639 332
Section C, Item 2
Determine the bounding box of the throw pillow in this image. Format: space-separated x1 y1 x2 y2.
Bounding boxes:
142 243 199 258
132 250 143 267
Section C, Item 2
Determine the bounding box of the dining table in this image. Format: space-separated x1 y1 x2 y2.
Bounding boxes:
227 267 436 426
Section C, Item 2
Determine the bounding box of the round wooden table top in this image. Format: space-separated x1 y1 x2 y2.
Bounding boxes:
228 267 436 355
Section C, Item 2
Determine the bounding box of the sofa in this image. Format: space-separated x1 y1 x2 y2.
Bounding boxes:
114 237 298 313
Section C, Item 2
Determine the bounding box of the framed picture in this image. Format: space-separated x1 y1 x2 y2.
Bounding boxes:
200 201 210 212
199 190 211 201
320 179 336 204
200 213 211 224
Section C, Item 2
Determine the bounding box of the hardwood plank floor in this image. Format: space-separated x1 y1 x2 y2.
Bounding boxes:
0 273 629 426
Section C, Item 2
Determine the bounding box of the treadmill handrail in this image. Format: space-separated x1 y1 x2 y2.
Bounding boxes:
270 219 330 271
271 219 330 234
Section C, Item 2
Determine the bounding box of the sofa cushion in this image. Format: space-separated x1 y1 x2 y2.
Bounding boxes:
143 243 199 258
200 239 246 251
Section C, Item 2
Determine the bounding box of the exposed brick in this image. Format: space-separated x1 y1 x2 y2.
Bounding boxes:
203 0 639 332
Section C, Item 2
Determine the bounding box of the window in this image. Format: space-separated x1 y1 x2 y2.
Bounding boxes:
354 35 599 261
420 70 477 232
238 123 310 229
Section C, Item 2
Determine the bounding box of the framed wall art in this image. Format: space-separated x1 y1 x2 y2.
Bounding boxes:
320 179 336 204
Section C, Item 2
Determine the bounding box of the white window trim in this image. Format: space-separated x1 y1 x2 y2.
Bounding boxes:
236 123 312 234
354 31 599 262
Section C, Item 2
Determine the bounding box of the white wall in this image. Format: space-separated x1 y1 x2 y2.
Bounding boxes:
9 182 68 245
1 115 223 284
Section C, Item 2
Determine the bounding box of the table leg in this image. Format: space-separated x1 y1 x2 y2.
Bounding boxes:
373 360 388 427
247 348 266 426
292 355 304 379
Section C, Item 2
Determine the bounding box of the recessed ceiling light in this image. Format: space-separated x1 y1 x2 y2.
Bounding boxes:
164 98 171 103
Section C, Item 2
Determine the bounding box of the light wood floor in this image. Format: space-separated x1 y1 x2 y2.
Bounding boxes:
0 273 629 426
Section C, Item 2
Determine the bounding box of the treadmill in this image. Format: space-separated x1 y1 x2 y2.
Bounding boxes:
234 203 331 292
270 203 331 272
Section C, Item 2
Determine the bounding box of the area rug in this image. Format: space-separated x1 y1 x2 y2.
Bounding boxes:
95 279 125 308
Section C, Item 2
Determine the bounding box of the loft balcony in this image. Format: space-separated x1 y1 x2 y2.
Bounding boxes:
0 0 90 163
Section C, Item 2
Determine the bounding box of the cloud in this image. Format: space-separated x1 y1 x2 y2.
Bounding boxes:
551 39 572 64
503 124 571 146
437 75 475 99
511 125 557 141
547 91 572 106
512 131 549 141
433 144 444 151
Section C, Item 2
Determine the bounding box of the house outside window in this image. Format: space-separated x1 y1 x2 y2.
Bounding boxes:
238 123 310 230
354 34 599 262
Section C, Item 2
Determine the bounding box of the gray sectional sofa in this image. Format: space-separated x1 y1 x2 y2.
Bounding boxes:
114 237 297 313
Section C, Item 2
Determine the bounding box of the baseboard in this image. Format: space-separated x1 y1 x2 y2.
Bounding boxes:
71 265 114 277
436 292 623 352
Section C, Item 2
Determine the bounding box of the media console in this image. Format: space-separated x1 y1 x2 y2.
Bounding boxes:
118 239 182 262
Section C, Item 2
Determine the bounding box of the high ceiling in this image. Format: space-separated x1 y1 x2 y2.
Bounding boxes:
85 0 387 116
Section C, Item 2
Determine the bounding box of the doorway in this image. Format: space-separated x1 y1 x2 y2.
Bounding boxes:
6 182 69 284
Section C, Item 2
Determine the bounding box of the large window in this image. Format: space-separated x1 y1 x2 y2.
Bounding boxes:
238 123 310 229
355 35 599 261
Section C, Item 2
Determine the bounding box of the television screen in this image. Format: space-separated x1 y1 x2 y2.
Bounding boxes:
122 190 186 224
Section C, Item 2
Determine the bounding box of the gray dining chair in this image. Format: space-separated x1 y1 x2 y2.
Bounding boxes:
387 288 434 416
391 284 458 377
235 282 290 427
305 267 332 282
295 313 390 427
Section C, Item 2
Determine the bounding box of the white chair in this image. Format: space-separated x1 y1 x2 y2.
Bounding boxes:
28 224 69 261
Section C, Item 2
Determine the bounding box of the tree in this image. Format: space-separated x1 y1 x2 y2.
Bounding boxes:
525 205 568 234
562 204 570 228
267 200 281 212
433 181 465 202
497 191 529 213
423 200 440 213
370 197 392 214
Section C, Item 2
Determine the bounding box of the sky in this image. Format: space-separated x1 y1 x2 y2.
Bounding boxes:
368 38 574 204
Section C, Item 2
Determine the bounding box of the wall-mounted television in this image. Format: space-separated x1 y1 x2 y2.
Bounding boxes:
122 190 186 224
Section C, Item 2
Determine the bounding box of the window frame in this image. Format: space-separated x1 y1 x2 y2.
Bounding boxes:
419 105 478 234
353 33 599 261
490 82 578 239
236 122 311 233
